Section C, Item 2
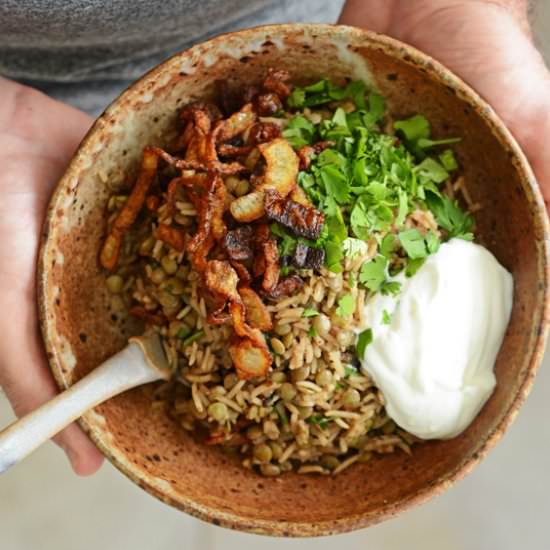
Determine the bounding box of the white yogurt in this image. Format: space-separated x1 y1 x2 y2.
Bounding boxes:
359 239 513 439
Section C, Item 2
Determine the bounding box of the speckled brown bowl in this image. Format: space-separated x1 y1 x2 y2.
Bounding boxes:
37 24 550 536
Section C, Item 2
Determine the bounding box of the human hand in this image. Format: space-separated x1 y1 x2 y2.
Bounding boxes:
0 78 104 475
339 0 550 209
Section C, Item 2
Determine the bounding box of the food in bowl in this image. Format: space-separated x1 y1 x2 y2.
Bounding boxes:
100 68 513 476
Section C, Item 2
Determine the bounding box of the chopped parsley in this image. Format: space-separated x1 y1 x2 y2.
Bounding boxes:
274 79 472 296
306 415 331 429
399 229 440 260
382 309 392 325
356 328 373 359
425 192 474 240
181 330 204 346
302 308 319 318
344 365 359 378
336 294 354 317
359 255 387 292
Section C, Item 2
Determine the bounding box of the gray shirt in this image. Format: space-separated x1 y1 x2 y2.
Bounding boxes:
1 0 343 113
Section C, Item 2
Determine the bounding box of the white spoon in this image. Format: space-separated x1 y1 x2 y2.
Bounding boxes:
0 332 170 474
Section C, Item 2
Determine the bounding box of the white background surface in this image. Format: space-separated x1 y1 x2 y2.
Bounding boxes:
1 4 550 550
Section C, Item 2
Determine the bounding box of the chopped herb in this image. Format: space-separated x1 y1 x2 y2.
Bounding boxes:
280 265 291 277
307 415 330 429
182 330 204 346
325 240 344 273
439 148 459 171
348 272 356 288
282 115 317 149
275 403 289 425
359 255 387 292
399 229 440 260
425 191 474 240
382 309 392 325
278 79 464 295
342 237 368 258
336 294 354 317
302 308 319 318
380 234 398 258
418 136 461 150
394 114 430 142
356 328 373 359
344 365 359 378
405 257 426 277
176 327 192 340
414 157 449 184
380 281 402 296
308 326 318 338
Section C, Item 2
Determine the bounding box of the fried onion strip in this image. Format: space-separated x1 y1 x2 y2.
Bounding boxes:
100 146 158 270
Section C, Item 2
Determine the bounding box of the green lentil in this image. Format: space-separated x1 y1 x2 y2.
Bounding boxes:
260 463 281 476
246 425 263 441
269 442 283 460
358 451 373 463
151 267 167 284
139 236 155 255
298 406 313 419
321 455 340 470
280 383 297 402
271 371 287 383
234 179 250 197
315 370 333 387
253 443 273 463
161 277 185 295
224 373 239 390
342 388 361 408
208 402 229 422
161 255 178 275
106 274 124 294
290 367 309 383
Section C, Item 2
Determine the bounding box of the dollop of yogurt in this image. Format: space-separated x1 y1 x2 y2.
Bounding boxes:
359 238 513 439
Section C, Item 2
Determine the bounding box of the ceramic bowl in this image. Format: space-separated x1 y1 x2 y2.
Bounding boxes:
37 24 550 536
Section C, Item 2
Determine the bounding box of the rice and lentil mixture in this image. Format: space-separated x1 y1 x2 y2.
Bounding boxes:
101 70 476 476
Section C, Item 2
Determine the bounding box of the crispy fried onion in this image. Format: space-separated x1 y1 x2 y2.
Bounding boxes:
223 225 254 261
204 260 271 379
129 306 166 326
297 140 336 170
215 102 257 143
264 188 325 240
151 146 245 176
187 173 226 271
266 274 305 300
229 138 299 222
239 286 273 331
157 223 186 252
254 223 280 293
263 68 291 98
100 146 158 270
248 121 282 145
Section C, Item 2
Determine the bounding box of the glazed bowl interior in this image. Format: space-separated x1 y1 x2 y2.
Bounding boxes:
38 24 549 536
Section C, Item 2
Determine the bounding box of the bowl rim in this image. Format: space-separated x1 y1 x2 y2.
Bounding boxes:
37 23 550 537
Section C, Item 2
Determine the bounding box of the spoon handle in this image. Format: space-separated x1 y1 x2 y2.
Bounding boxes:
0 341 162 474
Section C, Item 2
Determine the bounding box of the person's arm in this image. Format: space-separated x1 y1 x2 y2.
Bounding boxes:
339 0 550 208
0 77 103 474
